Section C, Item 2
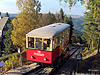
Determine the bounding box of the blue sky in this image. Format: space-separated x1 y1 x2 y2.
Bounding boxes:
0 0 86 16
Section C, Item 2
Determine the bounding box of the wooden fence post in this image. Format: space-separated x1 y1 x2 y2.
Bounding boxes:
11 60 13 69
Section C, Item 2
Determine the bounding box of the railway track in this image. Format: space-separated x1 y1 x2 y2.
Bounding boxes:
25 46 81 75
54 47 82 75
25 66 54 75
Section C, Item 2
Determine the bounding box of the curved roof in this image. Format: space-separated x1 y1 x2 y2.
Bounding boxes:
26 23 70 38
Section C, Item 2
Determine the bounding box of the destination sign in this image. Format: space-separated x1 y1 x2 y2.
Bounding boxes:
34 51 44 56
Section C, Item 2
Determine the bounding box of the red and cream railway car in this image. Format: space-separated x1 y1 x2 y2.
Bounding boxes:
26 23 70 67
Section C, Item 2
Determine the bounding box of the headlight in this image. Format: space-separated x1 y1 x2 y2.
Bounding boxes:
31 56 35 59
44 58 47 60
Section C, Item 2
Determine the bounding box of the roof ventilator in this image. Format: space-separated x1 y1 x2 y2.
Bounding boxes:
50 26 56 27
58 24 61 25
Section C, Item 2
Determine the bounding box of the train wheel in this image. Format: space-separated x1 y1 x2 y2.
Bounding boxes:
53 57 62 69
41 63 47 67
53 63 58 69
38 63 45 67
37 62 40 65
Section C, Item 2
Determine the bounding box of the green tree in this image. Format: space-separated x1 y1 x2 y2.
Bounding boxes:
68 16 74 44
64 14 68 23
4 24 17 55
82 12 95 49
11 0 41 48
46 11 56 24
55 12 60 22
0 37 2 56
60 0 100 50
59 8 64 22
5 12 9 17
82 0 100 49
38 11 56 27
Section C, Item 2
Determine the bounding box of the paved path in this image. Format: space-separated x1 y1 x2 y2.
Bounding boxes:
2 63 39 75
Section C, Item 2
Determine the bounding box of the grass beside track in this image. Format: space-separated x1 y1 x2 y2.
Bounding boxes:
0 50 26 61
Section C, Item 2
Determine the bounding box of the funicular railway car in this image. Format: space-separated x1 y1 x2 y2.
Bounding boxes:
26 23 70 67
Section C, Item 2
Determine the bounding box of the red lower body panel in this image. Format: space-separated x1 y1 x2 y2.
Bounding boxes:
27 48 60 64
27 49 53 64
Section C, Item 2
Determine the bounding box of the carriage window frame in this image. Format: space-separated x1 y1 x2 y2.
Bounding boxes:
27 37 52 51
64 30 66 39
53 36 60 49
28 37 34 49
43 39 51 51
35 38 42 50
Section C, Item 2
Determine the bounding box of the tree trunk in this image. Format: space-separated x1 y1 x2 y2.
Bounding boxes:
98 35 100 53
88 39 91 50
90 39 92 49
92 38 94 48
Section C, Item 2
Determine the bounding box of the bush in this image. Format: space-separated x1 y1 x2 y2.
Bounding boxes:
2 55 19 72
82 47 89 57
0 50 26 73
82 47 97 59
77 42 80 45
0 50 26 61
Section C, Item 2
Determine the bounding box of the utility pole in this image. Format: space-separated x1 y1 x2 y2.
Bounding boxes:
18 48 22 66
98 36 100 53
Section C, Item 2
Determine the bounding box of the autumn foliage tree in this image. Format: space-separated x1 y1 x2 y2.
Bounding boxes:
11 0 41 48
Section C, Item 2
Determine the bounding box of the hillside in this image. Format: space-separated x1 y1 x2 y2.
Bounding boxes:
72 17 84 31
67 14 84 32
1 13 84 35
73 29 83 35
1 13 17 17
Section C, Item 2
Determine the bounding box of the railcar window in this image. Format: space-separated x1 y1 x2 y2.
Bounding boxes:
36 38 42 50
60 33 63 43
60 30 65 43
64 30 66 39
68 28 70 35
43 39 51 51
28 37 34 48
65 30 67 37
63 31 65 38
66 30 69 37
68 29 69 35
66 29 68 37
55 36 60 46
53 37 60 50
53 39 55 50
65 30 66 38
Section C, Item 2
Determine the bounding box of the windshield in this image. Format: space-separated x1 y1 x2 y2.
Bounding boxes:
28 37 51 51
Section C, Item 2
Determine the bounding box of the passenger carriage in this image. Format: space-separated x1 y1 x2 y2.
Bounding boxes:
26 23 70 67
